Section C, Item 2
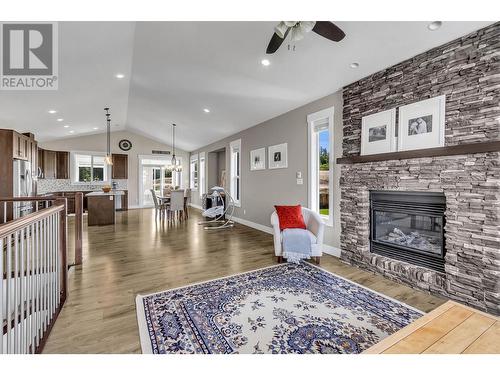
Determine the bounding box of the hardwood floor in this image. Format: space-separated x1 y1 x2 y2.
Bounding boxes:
364 300 500 354
43 208 445 354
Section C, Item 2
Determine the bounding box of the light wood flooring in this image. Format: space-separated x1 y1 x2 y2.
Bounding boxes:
43 208 445 354
365 300 500 354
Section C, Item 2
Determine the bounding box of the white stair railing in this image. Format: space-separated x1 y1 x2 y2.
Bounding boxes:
1 202 67 354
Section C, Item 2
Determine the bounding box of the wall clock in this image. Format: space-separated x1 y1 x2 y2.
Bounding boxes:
118 139 132 151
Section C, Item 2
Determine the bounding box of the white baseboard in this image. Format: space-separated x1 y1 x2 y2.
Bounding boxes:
322 245 342 258
231 216 274 235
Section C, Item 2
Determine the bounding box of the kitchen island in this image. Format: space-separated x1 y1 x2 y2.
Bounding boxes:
86 190 125 226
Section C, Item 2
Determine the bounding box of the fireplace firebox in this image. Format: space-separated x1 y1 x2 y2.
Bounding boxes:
370 191 446 273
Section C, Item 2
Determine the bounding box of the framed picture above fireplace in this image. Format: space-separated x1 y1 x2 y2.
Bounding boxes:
398 95 446 151
360 108 396 155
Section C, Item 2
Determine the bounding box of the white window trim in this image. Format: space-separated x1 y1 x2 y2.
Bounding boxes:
190 154 199 191
229 139 241 207
307 107 334 226
199 152 206 198
70 150 109 185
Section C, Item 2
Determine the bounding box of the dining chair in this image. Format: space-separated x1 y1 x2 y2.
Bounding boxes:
169 190 185 221
184 188 191 218
163 186 173 197
150 189 167 220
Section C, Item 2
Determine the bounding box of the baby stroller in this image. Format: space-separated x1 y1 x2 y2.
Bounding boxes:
199 186 234 230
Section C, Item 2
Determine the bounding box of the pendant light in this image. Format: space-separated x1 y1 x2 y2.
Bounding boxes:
171 123 177 166
104 107 113 165
170 123 182 172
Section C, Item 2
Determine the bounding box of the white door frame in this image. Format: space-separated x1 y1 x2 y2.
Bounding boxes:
138 154 178 208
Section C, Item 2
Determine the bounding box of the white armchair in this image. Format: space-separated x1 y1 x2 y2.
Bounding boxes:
270 207 325 264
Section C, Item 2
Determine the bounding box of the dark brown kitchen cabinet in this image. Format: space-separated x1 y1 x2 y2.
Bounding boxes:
111 153 128 179
56 151 69 179
12 132 29 160
43 150 57 179
38 149 69 179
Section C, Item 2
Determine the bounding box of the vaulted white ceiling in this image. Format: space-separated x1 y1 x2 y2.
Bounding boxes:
0 21 492 151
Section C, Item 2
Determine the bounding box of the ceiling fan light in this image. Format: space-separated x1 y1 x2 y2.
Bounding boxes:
274 22 288 39
301 21 316 33
290 27 305 42
284 21 298 28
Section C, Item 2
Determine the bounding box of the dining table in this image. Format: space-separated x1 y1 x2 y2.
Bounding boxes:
157 194 189 218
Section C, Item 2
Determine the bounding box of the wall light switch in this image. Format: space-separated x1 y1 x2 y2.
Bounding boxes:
296 171 302 179
297 178 303 185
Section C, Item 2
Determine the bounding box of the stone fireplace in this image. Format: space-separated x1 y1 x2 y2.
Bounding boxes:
370 191 446 273
338 23 500 315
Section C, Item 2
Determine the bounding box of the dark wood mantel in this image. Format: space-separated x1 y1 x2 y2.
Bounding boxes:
336 141 500 165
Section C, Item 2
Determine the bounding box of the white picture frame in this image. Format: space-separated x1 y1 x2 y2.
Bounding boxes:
361 108 397 155
398 95 446 151
268 143 288 169
250 147 266 171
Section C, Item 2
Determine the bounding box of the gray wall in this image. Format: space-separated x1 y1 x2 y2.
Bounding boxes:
191 90 343 249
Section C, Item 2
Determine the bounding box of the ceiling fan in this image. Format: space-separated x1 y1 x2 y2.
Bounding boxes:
266 21 345 54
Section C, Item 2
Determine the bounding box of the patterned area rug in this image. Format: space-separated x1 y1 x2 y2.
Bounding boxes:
136 262 422 354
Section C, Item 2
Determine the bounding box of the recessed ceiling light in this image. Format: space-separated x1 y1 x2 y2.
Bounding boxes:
69 130 74 134
203 108 210 113
56 118 64 122
115 73 125 79
93 127 99 130
428 21 442 31
350 62 359 68
63 125 69 128
261 59 270 66
48 110 57 114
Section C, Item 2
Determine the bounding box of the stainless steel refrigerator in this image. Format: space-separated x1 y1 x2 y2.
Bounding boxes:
13 159 33 218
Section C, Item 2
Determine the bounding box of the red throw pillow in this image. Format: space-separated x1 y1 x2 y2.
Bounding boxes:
274 205 306 231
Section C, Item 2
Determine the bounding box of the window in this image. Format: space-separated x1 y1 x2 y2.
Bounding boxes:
230 139 241 207
199 152 206 197
308 107 334 225
72 153 108 183
190 155 198 190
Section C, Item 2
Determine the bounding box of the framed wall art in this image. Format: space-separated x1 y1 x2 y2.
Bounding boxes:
250 147 266 171
398 95 445 151
268 143 288 169
360 108 397 155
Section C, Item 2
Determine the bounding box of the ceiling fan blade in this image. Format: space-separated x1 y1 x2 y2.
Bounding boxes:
312 21 345 42
266 28 290 54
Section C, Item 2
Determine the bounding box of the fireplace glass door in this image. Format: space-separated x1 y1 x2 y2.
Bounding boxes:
373 211 443 256
370 191 446 272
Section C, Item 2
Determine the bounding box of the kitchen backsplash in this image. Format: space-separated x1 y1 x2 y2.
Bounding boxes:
37 179 128 194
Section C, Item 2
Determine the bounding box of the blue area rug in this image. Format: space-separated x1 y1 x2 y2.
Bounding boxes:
136 262 422 354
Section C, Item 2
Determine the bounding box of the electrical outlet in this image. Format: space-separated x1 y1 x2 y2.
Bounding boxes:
243 209 246 215
297 178 303 185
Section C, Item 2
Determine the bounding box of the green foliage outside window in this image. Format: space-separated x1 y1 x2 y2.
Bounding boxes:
320 147 329 170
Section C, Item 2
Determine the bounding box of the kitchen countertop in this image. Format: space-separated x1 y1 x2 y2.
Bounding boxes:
85 190 125 197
